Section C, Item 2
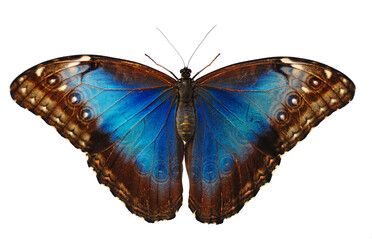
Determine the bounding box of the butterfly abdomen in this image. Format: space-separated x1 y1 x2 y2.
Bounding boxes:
176 101 195 142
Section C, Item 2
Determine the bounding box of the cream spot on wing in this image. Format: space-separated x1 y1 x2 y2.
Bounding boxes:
324 69 332 79
66 130 75 137
78 140 86 148
301 86 310 93
339 87 347 96
77 56 91 61
19 87 27 94
58 84 67 91
330 98 338 105
290 97 299 106
278 112 287 121
28 96 37 105
82 111 90 119
341 77 349 85
18 76 25 83
65 62 80 68
47 78 57 85
280 58 294 64
292 132 300 140
319 106 327 113
291 64 305 70
70 95 79 104
40 105 48 113
35 66 45 76
51 116 61 125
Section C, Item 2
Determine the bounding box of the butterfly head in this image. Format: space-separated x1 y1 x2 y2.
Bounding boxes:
180 67 192 79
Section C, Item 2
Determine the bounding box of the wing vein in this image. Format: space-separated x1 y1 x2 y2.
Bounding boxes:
197 87 271 156
94 87 176 155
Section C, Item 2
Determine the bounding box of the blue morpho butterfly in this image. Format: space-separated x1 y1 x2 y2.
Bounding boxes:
10 30 355 224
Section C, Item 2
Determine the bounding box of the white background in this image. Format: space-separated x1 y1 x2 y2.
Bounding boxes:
1 0 371 239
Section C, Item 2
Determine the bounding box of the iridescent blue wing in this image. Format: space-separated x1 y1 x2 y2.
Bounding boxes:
10 55 184 222
187 57 355 223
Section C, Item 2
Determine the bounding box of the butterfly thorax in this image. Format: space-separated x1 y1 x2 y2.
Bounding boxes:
176 67 195 142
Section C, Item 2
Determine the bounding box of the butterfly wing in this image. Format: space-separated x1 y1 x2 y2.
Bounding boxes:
10 55 184 222
186 57 355 223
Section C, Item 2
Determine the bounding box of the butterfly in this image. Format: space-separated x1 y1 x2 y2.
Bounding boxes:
10 54 355 224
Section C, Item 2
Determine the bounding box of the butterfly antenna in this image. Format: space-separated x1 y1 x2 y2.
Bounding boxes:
145 54 178 79
192 53 220 80
156 27 186 67
187 25 217 68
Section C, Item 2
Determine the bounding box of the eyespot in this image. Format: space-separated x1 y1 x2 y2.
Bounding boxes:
275 109 289 124
202 162 218 184
136 156 151 175
287 93 301 108
152 161 169 183
219 157 234 175
45 74 61 87
67 91 82 106
308 76 323 89
79 107 94 121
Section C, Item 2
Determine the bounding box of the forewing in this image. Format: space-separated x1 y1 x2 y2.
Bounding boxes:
186 57 355 223
10 55 184 222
